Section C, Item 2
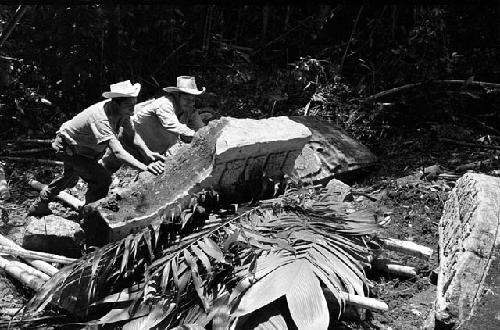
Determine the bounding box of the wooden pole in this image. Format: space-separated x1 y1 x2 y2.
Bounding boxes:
29 179 83 210
371 258 417 277
0 245 76 265
0 256 45 291
380 238 433 259
0 234 58 276
323 289 388 312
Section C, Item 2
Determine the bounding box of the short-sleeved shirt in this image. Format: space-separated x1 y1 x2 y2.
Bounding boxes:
57 100 125 159
132 95 201 154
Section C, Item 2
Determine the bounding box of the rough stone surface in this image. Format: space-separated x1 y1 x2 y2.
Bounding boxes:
290 116 378 183
323 179 353 202
83 116 311 245
23 215 84 258
435 173 500 328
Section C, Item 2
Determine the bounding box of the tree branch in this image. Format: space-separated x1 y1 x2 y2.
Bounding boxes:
362 79 500 103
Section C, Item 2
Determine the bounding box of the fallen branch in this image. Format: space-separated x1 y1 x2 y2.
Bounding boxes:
380 238 433 259
0 244 77 265
29 179 83 210
362 79 500 103
0 255 45 291
439 138 500 151
0 156 63 166
0 234 58 276
371 258 417 277
7 147 52 155
323 289 388 312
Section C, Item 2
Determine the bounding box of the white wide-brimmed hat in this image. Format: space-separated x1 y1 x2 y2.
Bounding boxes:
163 76 205 95
102 80 141 98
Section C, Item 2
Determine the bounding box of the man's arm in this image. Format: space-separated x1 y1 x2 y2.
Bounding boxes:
122 117 165 162
156 102 196 141
107 138 164 175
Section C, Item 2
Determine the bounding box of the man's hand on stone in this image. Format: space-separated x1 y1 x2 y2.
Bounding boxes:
146 151 166 162
146 161 164 175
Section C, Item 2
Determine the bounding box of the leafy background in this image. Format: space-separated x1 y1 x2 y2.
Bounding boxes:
1 4 500 142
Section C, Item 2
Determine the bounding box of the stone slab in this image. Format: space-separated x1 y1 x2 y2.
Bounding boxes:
435 173 500 328
290 116 378 183
23 215 84 258
83 116 311 245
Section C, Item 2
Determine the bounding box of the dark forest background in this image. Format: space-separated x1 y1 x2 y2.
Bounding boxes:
1 4 500 145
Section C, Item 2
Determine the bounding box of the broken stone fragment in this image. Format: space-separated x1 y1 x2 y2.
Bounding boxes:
290 116 378 184
434 173 500 329
83 116 312 245
23 215 84 258
322 178 353 202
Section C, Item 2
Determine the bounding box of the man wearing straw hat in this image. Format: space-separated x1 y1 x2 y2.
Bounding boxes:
100 76 209 173
29 80 165 216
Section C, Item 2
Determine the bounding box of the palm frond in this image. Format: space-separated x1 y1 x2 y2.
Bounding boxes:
26 184 380 329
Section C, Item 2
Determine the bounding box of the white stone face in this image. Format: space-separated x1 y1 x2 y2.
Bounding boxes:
436 173 500 326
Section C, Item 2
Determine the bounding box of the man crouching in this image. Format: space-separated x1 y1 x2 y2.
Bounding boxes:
28 80 165 216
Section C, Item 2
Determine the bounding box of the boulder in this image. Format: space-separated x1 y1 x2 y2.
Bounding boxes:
435 173 500 328
290 116 378 184
83 117 311 245
23 215 84 258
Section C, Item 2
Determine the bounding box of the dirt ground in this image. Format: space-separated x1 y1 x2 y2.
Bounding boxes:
1 108 499 329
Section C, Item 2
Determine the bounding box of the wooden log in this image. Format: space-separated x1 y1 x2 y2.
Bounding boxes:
371 258 417 277
323 289 388 312
0 245 76 265
380 238 433 259
0 234 58 276
29 179 83 210
0 156 63 166
0 254 50 281
0 256 45 291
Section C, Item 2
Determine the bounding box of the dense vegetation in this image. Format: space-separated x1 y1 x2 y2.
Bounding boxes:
1 4 499 142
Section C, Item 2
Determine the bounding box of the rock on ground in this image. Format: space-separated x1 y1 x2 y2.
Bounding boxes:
23 215 84 258
83 116 311 245
322 178 353 202
290 116 378 184
435 173 500 328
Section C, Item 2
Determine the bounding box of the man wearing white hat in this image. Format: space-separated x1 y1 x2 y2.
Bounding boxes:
101 76 209 173
29 80 165 216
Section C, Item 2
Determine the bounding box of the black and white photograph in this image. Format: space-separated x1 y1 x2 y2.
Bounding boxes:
0 4 499 329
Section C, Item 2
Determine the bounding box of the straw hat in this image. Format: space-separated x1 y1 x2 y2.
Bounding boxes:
163 76 205 95
102 80 141 98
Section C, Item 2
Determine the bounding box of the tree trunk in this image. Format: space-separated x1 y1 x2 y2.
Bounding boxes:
261 5 270 46
0 161 9 200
